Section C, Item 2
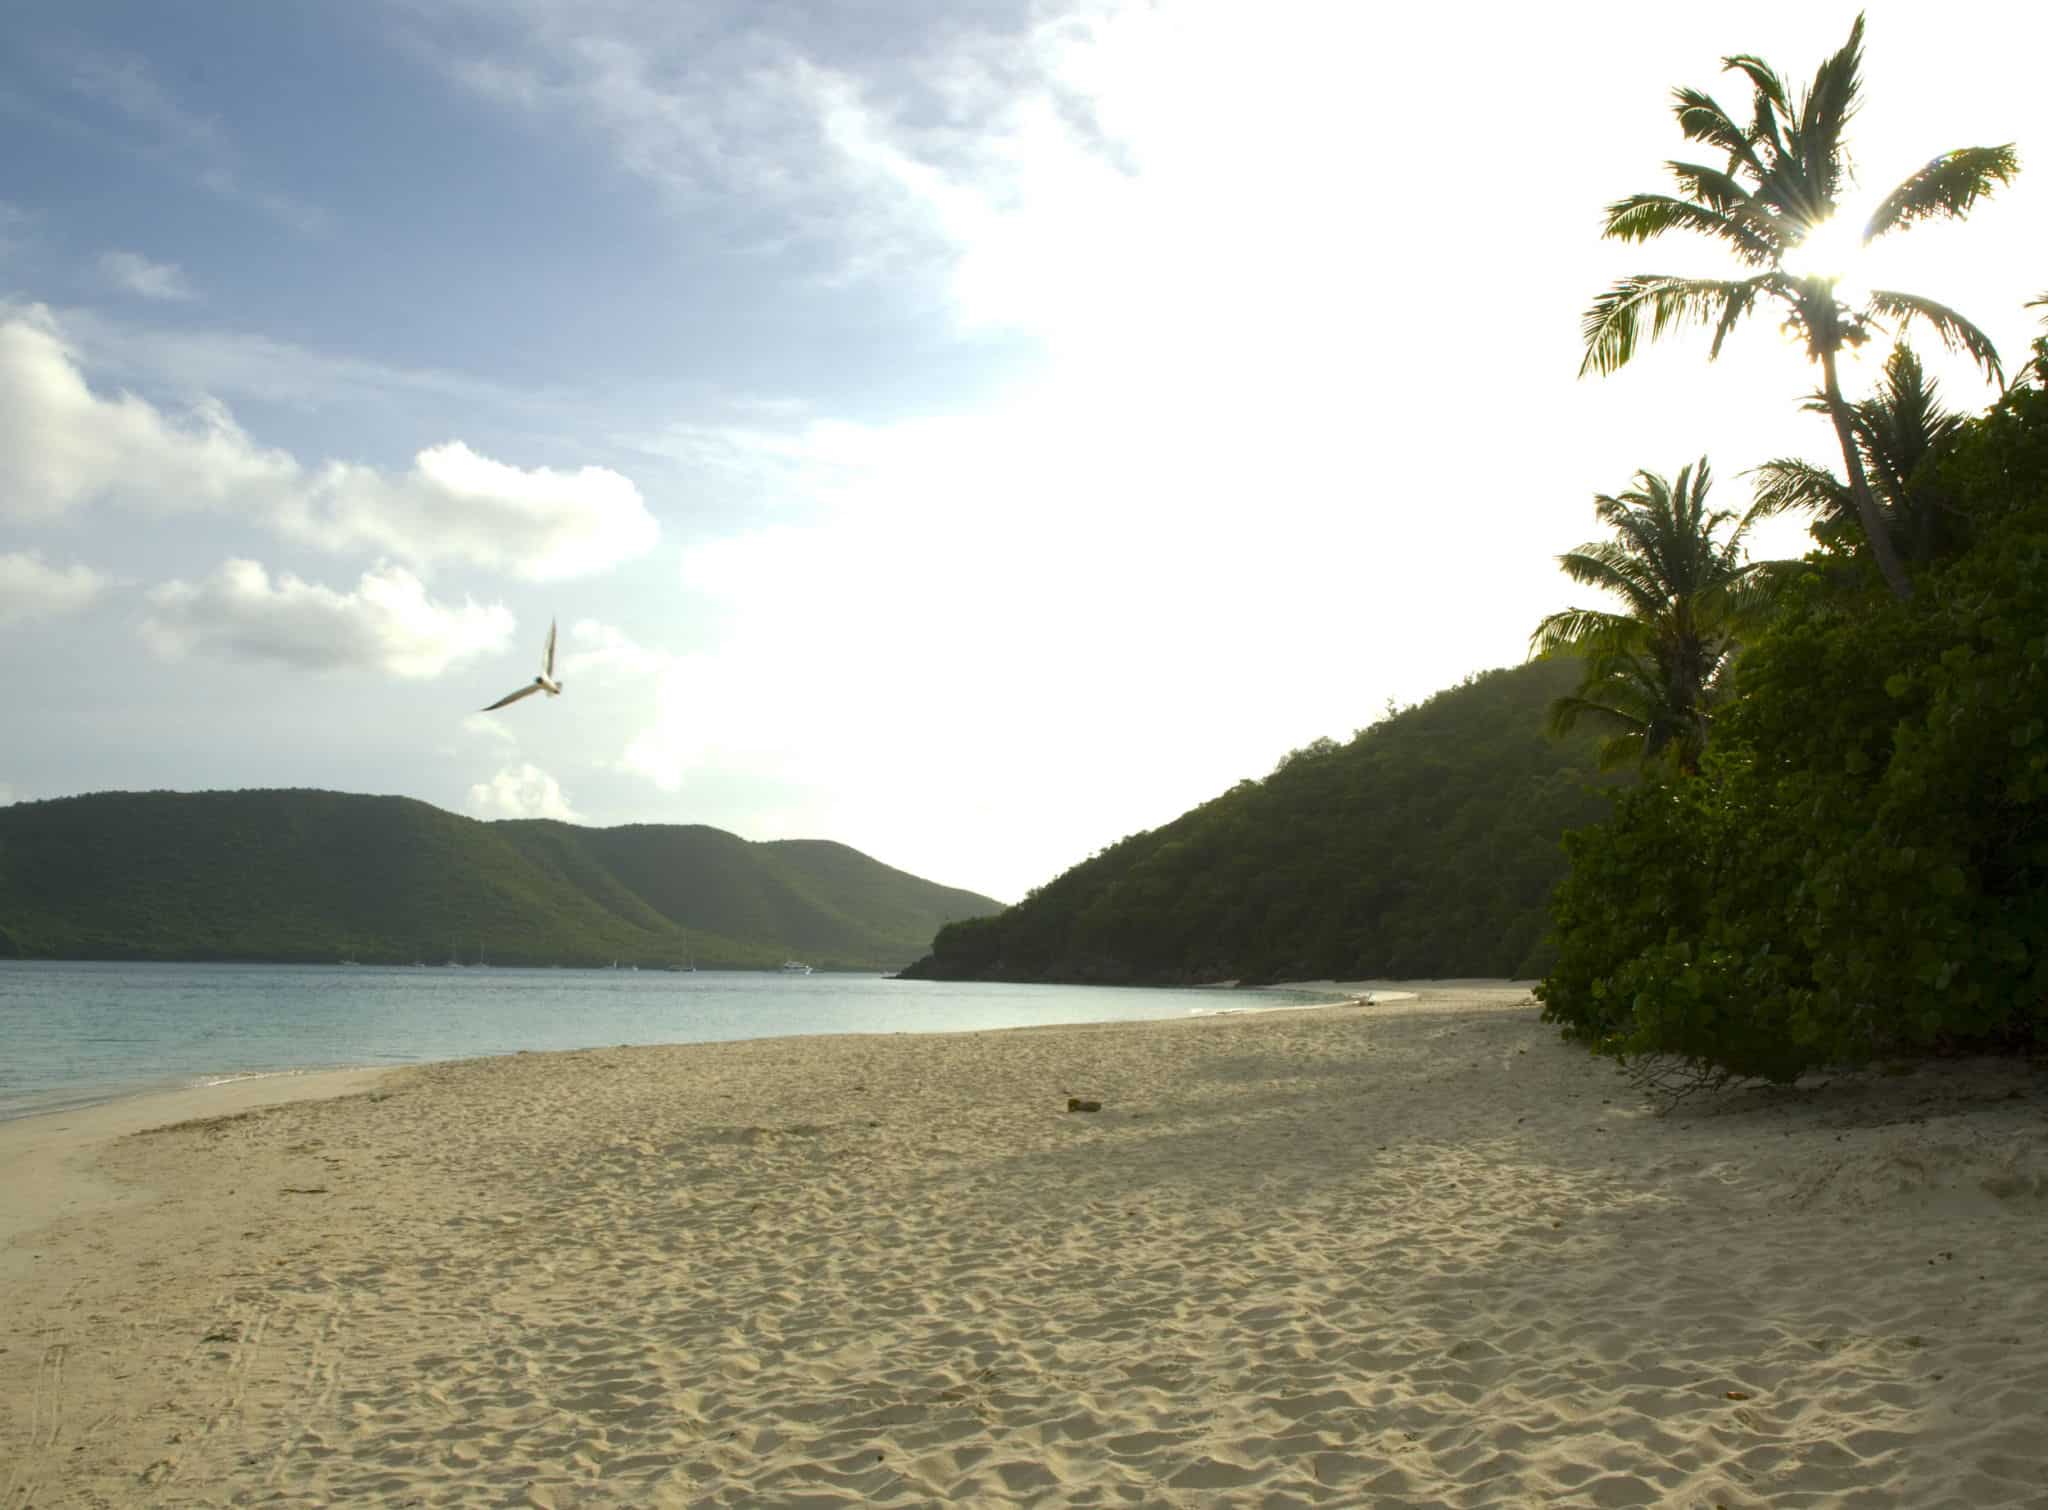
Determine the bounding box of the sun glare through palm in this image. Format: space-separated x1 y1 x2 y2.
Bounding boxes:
1781 208 1877 366
1782 209 1865 289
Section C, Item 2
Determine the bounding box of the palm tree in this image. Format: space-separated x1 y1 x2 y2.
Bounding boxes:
1748 344 1966 562
1532 460 1777 775
1581 14 2018 599
2015 293 2048 391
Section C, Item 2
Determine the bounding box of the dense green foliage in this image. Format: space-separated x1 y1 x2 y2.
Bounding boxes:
0 789 999 970
1539 370 2048 1080
1542 17 2040 1085
902 661 1620 986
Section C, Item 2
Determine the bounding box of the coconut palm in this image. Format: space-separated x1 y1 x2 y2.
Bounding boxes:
2015 292 2048 391
1532 461 1777 775
1749 344 1966 561
1581 14 2018 599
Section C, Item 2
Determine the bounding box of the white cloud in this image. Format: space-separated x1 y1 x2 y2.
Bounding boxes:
99 250 194 301
13 3 2038 905
279 442 659 583
0 307 659 578
0 551 108 626
142 560 514 677
0 307 298 524
416 2 1387 338
428 2 2047 396
559 618 671 682
461 711 521 745
469 762 583 822
448 0 2045 902
418 5 812 205
51 305 551 411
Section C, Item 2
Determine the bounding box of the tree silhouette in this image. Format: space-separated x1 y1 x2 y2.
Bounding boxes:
1581 14 2016 598
1748 344 1966 562
1532 461 1776 774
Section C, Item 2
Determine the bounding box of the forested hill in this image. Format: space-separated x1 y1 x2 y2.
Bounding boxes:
901 660 1619 986
0 790 1000 970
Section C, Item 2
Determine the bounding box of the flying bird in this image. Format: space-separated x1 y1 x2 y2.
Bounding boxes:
481 619 562 711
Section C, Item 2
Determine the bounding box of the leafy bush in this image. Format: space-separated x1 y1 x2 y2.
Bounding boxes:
1538 380 2048 1079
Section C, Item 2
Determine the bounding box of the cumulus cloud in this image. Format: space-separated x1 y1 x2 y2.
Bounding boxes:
99 250 194 301
468 762 583 822
142 559 513 677
279 443 659 582
0 551 108 625
0 308 298 523
0 307 658 578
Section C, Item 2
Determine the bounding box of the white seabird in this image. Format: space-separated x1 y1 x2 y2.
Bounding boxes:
481 619 562 711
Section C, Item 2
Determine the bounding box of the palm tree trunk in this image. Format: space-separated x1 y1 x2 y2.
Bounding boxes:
1820 347 1913 600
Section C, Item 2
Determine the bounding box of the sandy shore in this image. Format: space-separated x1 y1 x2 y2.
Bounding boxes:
4 986 2046 1507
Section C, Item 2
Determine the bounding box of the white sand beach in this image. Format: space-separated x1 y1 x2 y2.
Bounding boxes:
4 985 2046 1506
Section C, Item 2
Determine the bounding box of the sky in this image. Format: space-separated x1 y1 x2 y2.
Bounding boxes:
3 1 2044 904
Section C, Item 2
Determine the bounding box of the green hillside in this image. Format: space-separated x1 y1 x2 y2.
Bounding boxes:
0 790 999 970
901 660 1619 985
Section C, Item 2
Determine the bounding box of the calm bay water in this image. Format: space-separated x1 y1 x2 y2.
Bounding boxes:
0 961 1338 1121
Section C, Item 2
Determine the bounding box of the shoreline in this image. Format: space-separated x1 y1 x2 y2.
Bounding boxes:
5 984 2045 1505
0 972 1366 1129
0 1065 393 1279
0 1060 394 1127
0 981 1380 1269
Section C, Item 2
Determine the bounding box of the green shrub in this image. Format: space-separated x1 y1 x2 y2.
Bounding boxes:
1539 380 2048 1080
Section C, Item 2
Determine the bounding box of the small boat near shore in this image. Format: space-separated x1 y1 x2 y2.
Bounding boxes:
781 960 813 975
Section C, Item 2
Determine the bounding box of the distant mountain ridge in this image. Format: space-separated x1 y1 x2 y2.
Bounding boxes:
900 660 1621 986
0 790 1000 970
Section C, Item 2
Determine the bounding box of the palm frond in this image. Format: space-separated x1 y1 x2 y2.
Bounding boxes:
1696 561 1796 627
1864 145 2020 241
1580 276 1766 377
1529 607 1641 660
1851 344 1962 496
1546 691 1648 749
1671 88 1766 178
1796 14 1865 202
1744 457 1847 525
1549 650 1692 771
1722 53 1790 110
1601 194 1776 264
1553 544 1667 616
1722 53 1790 166
1535 459 1767 773
1706 277 1766 359
1867 289 2004 383
1665 160 1756 214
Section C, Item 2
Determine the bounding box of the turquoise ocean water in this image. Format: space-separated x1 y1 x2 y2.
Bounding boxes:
0 961 1339 1121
